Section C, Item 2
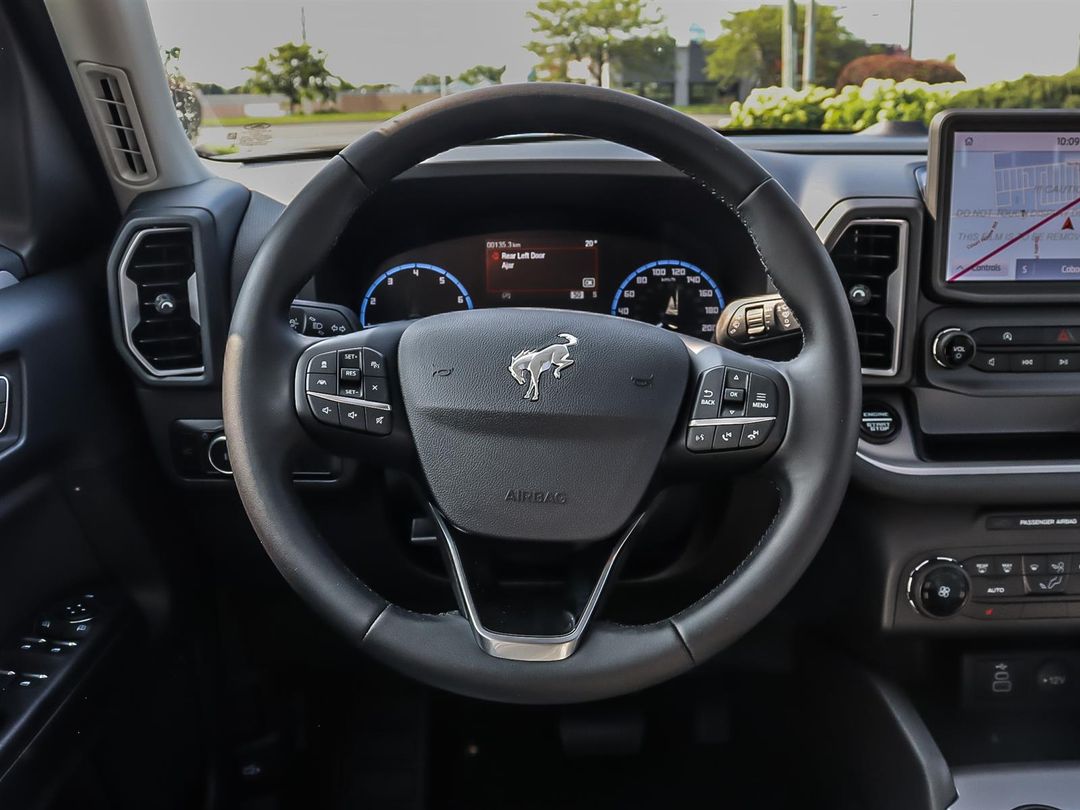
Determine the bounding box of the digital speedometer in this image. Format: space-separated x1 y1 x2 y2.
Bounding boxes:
360 262 473 327
610 260 724 337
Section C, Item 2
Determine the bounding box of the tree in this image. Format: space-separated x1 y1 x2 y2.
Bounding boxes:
412 73 451 91
457 65 507 86
526 0 666 84
162 47 201 142
244 42 344 113
705 5 884 92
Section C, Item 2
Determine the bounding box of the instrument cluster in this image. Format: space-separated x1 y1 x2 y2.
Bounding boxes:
356 230 727 340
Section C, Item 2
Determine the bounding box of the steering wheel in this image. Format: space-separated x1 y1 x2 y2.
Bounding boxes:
223 84 860 704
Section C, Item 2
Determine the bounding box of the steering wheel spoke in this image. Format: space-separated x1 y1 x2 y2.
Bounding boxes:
431 508 643 662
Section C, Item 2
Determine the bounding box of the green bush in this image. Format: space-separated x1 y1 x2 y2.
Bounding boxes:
727 85 837 130
725 68 1080 132
821 78 962 131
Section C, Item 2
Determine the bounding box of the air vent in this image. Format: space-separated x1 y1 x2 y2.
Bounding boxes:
828 219 908 375
119 226 204 377
77 63 157 183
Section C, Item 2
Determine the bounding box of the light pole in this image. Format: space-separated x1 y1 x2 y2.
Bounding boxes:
907 0 916 56
781 0 797 88
802 0 816 89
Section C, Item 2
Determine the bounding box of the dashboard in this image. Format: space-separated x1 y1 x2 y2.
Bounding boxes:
109 111 1080 648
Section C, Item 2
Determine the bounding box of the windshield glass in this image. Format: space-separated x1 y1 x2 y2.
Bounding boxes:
147 0 1080 160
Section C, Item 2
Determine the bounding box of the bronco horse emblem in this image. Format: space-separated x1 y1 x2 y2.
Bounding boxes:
508 334 578 402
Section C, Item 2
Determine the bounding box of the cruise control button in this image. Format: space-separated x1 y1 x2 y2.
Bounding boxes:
308 351 337 375
724 368 748 389
363 348 386 377
746 374 777 416
340 405 366 431
339 384 364 398
364 377 389 404
692 368 724 421
739 421 772 448
306 373 337 394
712 426 739 451
339 349 361 369
365 408 392 435
686 425 715 453
339 367 362 384
308 396 339 426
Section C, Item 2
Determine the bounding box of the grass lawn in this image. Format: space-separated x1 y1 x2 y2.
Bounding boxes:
207 110 402 127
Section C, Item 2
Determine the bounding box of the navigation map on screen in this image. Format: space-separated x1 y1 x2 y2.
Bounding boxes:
946 131 1080 283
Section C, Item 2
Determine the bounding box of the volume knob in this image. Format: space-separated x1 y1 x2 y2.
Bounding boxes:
932 328 976 368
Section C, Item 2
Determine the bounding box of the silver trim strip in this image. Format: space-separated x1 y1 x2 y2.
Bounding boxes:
0 376 8 435
822 217 909 378
433 509 643 662
308 392 392 412
117 226 205 378
207 434 233 476
857 446 1080 477
688 416 775 428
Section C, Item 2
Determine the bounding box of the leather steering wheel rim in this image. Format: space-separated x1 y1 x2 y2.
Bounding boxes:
223 83 860 704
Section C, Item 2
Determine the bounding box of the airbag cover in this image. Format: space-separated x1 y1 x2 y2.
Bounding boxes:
397 309 688 541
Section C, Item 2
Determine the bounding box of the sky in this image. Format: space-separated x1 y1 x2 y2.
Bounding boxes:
146 0 1080 90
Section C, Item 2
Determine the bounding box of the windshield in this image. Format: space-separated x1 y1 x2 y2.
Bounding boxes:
147 0 1080 160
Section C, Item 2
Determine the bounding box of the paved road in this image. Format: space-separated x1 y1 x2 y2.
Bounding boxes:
198 114 731 159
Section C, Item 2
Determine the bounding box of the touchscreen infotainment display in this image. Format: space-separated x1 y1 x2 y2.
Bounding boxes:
944 131 1080 284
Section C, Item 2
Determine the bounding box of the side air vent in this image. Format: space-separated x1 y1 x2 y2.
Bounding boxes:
77 63 157 183
119 226 204 377
828 219 908 375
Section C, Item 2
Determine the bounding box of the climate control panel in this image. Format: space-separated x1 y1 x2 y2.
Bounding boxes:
902 548 1080 623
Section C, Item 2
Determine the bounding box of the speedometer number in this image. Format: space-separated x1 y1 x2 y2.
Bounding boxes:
610 260 724 336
